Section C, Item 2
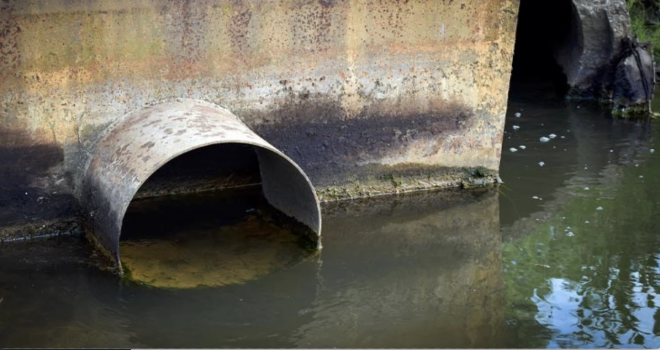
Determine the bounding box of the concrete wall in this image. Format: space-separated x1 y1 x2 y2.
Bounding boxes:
560 0 631 98
0 0 519 237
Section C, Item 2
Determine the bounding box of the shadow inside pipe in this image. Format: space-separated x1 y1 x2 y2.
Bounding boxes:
509 0 577 99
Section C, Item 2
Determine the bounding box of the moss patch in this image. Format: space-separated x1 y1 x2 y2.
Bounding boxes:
317 165 499 202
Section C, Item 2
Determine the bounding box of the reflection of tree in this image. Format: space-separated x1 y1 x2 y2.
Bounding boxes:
503 122 660 348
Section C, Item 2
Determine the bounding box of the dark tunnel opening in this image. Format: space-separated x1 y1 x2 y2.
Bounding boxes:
509 0 578 98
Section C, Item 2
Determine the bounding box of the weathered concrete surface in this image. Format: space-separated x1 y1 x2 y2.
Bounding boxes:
0 0 519 236
613 44 655 110
82 99 321 268
558 0 632 98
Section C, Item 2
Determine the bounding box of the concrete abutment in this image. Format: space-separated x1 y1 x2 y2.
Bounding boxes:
0 0 640 253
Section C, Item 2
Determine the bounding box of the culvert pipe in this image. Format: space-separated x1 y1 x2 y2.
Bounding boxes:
81 99 321 271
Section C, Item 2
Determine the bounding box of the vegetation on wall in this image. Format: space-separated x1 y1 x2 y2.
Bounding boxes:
628 0 660 59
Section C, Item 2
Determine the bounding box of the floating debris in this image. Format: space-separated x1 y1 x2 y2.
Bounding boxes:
519 145 526 150
583 187 590 190
512 125 520 130
560 136 565 139
532 196 539 200
509 147 518 152
540 137 550 143
651 149 655 153
538 161 545 167
536 264 551 269
548 134 557 139
610 149 614 153
566 231 575 237
635 164 640 167
596 206 603 211
639 175 644 179
585 221 590 224
515 112 521 118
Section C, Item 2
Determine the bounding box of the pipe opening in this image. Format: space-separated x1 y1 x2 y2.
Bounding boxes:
510 0 579 98
119 143 318 288
82 100 321 285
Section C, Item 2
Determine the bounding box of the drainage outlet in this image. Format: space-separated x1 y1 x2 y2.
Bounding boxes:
81 99 322 273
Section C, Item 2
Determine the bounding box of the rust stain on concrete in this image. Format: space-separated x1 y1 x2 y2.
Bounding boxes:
0 0 519 236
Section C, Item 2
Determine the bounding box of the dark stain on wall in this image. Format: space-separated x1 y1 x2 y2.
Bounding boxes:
248 96 477 186
0 131 77 229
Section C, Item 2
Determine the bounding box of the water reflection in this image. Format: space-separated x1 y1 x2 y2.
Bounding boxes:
0 187 505 348
501 94 660 348
0 239 138 348
500 98 654 230
4 94 660 348
294 189 505 348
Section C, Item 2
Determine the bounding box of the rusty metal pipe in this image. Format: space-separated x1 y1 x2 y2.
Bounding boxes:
81 99 321 272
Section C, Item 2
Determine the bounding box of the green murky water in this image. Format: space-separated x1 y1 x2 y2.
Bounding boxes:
499 92 660 348
1 93 660 348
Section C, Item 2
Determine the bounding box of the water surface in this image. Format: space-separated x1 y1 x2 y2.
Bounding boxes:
1 93 660 348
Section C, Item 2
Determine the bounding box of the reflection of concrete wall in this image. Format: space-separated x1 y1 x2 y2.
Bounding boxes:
0 240 138 348
116 188 505 348
295 189 506 348
0 189 505 348
107 257 322 348
0 0 518 234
